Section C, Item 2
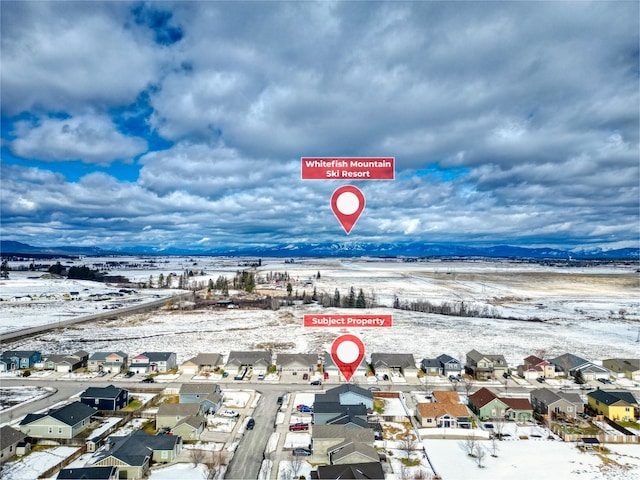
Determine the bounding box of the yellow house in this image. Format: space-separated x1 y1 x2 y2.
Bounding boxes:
587 390 637 421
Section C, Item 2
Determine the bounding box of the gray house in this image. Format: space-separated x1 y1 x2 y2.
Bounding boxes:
179 384 222 414
603 358 640 381
466 350 508 380
93 430 181 479
18 402 95 439
180 353 224 375
530 388 584 420
316 384 374 410
421 358 442 375
314 403 368 426
437 354 463 376
323 352 367 380
43 351 88 373
0 426 27 463
156 403 204 429
88 352 128 373
370 353 418 378
225 350 272 376
276 353 319 374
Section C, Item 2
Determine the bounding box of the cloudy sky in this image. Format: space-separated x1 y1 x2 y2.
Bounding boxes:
1 1 638 251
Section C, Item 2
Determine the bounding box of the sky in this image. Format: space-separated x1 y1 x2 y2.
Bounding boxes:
1 1 639 252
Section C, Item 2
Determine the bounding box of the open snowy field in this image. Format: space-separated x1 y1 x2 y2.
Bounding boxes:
2 257 638 365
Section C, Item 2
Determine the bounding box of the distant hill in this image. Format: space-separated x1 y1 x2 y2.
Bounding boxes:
1 240 638 260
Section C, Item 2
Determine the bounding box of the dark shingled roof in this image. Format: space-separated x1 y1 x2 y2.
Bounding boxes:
56 466 118 479
20 402 95 427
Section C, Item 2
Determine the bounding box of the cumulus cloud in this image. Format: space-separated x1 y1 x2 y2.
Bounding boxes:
10 115 148 165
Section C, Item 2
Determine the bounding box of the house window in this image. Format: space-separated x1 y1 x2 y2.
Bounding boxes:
58 427 63 434
567 407 573 412
95 399 99 404
161 451 168 459
48 427 53 434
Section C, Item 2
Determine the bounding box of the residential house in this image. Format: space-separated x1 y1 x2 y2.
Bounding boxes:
0 350 41 371
323 352 367 381
276 353 319 375
129 352 177 374
311 425 375 465
530 388 584 420
420 358 442 375
587 390 638 421
549 353 610 381
466 350 508 380
416 402 471 428
416 391 471 428
171 415 205 441
0 426 27 463
93 430 182 479
518 355 557 380
88 352 128 373
57 466 119 480
180 353 223 375
43 351 88 373
179 384 222 414
325 411 370 429
311 462 384 480
156 403 204 429
329 441 379 465
316 384 374 410
314 403 368 426
18 402 95 440
468 388 508 419
437 354 463 377
80 385 129 411
603 359 640 381
370 353 418 378
224 351 272 376
501 398 534 422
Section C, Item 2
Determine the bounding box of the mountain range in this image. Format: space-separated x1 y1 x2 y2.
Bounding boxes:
1 240 638 260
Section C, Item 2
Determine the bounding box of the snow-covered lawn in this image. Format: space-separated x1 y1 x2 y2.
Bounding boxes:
149 462 210 480
2 446 80 480
223 390 252 408
0 386 54 411
283 432 311 449
424 439 640 480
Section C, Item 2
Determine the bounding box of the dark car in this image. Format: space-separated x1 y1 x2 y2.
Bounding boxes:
141 377 154 383
536 377 545 383
292 448 312 456
277 396 284 405
246 418 255 430
124 371 135 378
503 372 511 379
310 380 322 386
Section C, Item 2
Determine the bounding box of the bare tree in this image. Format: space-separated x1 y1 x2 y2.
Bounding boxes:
493 415 507 440
279 466 293 480
290 453 304 478
463 434 478 457
203 450 226 480
462 376 475 398
190 448 205 467
490 435 499 457
401 429 418 458
475 446 487 468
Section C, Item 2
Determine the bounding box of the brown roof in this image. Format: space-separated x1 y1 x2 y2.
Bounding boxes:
469 387 499 408
433 391 461 404
418 402 470 418
501 397 533 411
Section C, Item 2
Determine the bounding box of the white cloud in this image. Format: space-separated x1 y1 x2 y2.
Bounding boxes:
10 115 148 165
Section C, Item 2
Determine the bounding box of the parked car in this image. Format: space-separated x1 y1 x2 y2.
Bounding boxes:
289 423 310 431
277 396 284 405
310 380 321 386
220 409 239 418
302 373 309 380
324 371 329 379
222 372 229 378
503 372 511 379
246 418 255 430
536 377 545 383
292 448 312 456
368 386 381 391
597 378 608 384
257 373 265 380
97 371 107 377
141 377 154 383
298 405 314 413
124 371 135 378
448 375 459 382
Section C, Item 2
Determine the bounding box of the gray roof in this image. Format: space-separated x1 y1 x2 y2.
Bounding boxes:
174 415 205 430
312 425 375 442
81 385 126 400
179 383 219 395
323 384 373 403
313 402 367 416
0 425 27 450
436 354 460 365
326 413 369 428
99 430 179 467
57 466 118 479
20 402 95 427
314 462 384 480
549 353 591 371
370 353 416 369
89 351 128 361
226 350 272 366
421 358 441 368
329 441 378 463
136 352 175 362
182 353 222 366
603 358 640 371
157 403 202 417
276 353 318 367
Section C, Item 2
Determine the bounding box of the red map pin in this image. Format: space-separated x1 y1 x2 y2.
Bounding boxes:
330 334 365 382
331 186 365 234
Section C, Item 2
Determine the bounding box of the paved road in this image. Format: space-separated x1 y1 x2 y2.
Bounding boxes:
225 389 281 480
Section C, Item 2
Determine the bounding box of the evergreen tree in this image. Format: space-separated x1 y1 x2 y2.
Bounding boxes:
346 287 356 308
356 288 366 308
333 288 340 307
158 273 165 288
